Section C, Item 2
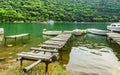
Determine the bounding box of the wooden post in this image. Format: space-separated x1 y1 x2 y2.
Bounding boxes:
61 50 62 60
20 58 23 67
59 49 62 60
15 37 17 45
4 37 7 46
45 61 49 73
28 34 30 40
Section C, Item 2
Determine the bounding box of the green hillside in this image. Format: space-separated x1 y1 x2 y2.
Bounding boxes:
0 0 120 22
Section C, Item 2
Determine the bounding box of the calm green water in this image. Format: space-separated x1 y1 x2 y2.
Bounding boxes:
0 22 120 64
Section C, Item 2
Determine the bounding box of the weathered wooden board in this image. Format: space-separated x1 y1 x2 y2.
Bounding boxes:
23 60 41 72
17 52 52 60
107 32 120 45
39 44 62 49
43 40 66 46
5 33 30 39
30 47 58 53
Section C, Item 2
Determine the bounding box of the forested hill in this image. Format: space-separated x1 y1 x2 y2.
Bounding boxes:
0 0 120 23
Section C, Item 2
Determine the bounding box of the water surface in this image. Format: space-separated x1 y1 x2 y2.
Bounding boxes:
0 22 120 74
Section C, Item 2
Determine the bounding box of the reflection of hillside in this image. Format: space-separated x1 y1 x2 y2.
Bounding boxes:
86 33 107 43
72 33 107 48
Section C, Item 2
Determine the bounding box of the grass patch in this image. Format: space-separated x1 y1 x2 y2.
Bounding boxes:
1 61 67 75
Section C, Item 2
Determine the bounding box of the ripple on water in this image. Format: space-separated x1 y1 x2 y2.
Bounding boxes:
66 47 120 75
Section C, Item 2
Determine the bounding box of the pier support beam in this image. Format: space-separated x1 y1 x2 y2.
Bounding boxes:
23 60 41 72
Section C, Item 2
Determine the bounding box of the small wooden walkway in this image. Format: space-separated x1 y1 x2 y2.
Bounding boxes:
17 33 72 72
107 32 120 45
4 33 30 46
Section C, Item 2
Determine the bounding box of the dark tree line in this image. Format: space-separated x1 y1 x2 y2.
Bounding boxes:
0 0 120 23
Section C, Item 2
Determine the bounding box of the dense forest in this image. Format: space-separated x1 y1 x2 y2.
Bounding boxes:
0 0 120 22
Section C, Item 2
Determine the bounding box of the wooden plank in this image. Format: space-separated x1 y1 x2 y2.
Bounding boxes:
107 32 120 45
56 36 71 40
5 33 30 39
112 38 120 42
51 33 71 39
117 42 120 45
23 60 41 72
108 35 120 38
17 52 52 60
107 33 120 38
39 44 62 49
30 47 58 53
50 37 70 41
57 33 72 37
43 40 66 46
18 52 51 56
56 36 71 39
44 40 65 43
50 37 67 41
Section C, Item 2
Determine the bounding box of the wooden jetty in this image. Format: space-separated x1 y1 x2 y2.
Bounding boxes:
107 32 120 45
4 33 30 46
38 33 72 60
17 51 58 72
16 33 72 72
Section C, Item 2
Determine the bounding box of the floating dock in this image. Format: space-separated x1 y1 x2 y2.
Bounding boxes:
107 32 120 45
